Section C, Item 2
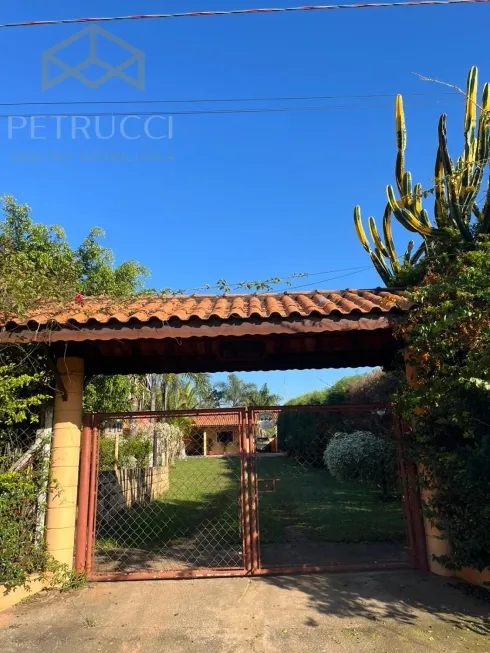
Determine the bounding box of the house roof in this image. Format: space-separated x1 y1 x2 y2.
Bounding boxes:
191 413 241 427
1 289 411 331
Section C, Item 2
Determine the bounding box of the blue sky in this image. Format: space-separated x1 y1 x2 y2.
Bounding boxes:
1 1 489 400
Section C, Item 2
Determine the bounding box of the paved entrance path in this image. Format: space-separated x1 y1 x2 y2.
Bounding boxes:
1 571 489 652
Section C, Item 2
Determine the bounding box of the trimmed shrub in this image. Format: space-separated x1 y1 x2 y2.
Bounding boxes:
324 430 396 495
278 371 397 464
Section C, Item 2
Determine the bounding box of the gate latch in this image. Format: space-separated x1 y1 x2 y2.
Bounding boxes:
258 478 279 493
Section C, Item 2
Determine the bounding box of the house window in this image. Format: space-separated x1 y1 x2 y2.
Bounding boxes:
216 431 234 444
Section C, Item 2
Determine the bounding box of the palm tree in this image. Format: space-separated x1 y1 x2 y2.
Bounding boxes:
213 375 281 407
132 373 213 411
160 373 213 411
213 373 256 407
166 381 198 410
246 383 282 407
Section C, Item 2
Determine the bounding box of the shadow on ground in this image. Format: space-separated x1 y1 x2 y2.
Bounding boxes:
1 570 489 653
263 571 490 636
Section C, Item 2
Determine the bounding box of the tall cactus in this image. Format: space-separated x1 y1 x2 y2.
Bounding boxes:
355 66 490 285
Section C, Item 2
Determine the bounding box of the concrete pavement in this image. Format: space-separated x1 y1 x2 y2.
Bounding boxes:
1 570 489 652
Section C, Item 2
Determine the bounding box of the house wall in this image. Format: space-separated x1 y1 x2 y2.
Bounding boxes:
202 427 240 455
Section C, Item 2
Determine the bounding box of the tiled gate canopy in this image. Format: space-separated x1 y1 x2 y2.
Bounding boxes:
0 289 412 374
1 289 410 330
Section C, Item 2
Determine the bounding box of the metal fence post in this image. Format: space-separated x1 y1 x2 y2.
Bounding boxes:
75 414 93 573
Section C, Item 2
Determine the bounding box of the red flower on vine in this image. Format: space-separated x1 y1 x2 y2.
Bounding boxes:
75 290 84 307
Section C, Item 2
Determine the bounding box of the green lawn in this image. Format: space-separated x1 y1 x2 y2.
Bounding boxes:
256 456 406 543
97 457 242 550
96 456 405 552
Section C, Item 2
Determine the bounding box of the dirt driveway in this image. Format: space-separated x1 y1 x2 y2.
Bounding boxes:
1 571 489 652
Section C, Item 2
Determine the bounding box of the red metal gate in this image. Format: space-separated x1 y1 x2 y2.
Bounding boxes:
75 405 427 580
247 405 428 575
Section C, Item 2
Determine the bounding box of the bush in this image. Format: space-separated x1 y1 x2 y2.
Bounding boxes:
119 433 152 468
99 433 151 471
277 411 345 466
324 430 396 495
278 377 356 464
0 467 53 590
396 243 490 571
100 423 185 471
99 437 116 471
278 372 396 464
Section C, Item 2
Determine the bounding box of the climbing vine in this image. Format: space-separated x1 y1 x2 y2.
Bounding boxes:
396 241 490 571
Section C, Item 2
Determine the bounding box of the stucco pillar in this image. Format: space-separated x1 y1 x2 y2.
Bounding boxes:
404 351 451 576
46 357 84 569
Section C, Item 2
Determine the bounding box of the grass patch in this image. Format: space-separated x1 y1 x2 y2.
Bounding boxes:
96 456 405 553
97 457 242 551
256 456 405 543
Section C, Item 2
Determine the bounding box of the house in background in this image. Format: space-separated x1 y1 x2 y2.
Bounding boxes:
185 413 241 456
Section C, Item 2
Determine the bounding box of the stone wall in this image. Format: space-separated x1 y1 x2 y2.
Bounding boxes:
97 466 169 522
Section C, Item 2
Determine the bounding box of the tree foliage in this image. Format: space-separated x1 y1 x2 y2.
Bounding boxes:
244 383 282 407
396 243 490 571
83 376 134 414
0 196 150 590
278 372 396 464
352 66 490 574
213 373 281 407
0 196 148 322
0 195 150 417
0 467 56 590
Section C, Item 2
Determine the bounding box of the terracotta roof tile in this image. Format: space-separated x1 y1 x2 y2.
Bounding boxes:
1 288 411 329
191 413 241 427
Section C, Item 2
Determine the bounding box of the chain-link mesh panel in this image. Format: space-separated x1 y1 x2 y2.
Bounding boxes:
251 406 409 569
0 423 52 585
92 410 245 575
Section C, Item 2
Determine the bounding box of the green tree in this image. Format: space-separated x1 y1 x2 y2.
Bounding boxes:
246 383 281 406
0 196 148 318
213 373 256 407
83 376 134 414
352 66 490 573
213 374 280 407
133 373 214 412
0 195 150 415
278 372 394 465
75 226 148 297
0 195 153 590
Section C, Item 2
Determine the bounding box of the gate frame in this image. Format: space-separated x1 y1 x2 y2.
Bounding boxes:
75 404 428 580
246 404 428 576
77 408 251 581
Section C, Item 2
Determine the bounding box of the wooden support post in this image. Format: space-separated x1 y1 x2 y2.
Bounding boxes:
114 431 119 471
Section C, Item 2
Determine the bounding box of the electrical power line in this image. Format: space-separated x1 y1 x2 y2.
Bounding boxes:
157 265 378 296
0 91 456 108
183 265 376 294
0 99 462 119
0 1 487 29
277 267 374 292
